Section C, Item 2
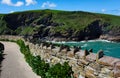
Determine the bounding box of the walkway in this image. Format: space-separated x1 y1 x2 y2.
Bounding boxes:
0 41 41 78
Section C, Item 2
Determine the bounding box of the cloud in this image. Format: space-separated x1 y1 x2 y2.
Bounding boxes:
1 0 24 7
10 11 14 13
13 1 24 6
100 8 120 15
110 9 120 13
41 1 57 8
101 9 106 12
25 0 37 6
101 9 120 13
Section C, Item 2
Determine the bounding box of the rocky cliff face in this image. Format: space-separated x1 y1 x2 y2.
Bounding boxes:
0 10 120 42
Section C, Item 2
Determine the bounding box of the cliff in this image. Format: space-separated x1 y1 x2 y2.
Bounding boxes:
0 9 120 41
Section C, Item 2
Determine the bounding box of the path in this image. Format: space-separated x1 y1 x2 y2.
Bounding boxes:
0 41 41 78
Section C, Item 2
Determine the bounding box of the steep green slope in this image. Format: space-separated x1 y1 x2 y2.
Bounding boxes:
0 9 120 41
0 14 12 35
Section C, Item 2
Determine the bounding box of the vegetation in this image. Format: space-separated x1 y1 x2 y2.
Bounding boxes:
0 42 4 72
0 9 120 41
0 42 4 60
16 39 73 78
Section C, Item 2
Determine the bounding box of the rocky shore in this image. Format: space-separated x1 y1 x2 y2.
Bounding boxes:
100 35 120 42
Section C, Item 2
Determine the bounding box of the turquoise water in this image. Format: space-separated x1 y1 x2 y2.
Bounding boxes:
55 40 120 58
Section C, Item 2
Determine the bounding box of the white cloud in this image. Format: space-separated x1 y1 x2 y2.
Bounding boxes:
25 0 37 6
1 0 11 5
101 9 106 12
10 11 14 13
41 1 57 8
1 0 24 7
14 1 24 6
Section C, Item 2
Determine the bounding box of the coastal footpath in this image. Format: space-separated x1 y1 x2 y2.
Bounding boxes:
0 35 120 78
0 41 41 78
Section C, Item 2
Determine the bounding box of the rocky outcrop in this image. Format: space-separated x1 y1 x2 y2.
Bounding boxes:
0 10 120 42
100 35 120 42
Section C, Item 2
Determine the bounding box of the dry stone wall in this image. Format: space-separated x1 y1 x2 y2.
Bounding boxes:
0 35 120 78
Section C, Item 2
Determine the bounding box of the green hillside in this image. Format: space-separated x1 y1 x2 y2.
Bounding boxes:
0 9 120 41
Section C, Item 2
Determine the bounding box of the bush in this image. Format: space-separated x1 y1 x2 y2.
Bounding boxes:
0 42 4 51
16 40 73 78
0 42 4 68
46 62 73 78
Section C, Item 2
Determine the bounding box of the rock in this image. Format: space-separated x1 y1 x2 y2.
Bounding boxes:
67 51 74 58
101 68 111 74
78 74 85 78
78 59 89 65
51 57 60 65
108 36 120 42
114 72 120 78
69 59 77 67
85 66 95 74
98 73 113 78
73 73 79 78
85 70 96 78
88 49 93 52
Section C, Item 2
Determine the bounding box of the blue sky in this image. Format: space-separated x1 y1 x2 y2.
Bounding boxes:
0 0 120 15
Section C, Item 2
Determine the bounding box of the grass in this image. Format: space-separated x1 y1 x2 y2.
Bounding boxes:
0 9 120 37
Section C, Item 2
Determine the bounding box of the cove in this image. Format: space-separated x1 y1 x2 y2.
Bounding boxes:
53 40 120 58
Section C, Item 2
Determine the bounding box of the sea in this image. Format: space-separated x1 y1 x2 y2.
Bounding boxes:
52 40 120 58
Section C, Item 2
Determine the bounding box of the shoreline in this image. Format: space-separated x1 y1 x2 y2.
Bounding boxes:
50 38 119 44
49 39 120 59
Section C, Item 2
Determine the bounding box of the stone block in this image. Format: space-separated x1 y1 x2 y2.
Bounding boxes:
96 50 104 62
85 70 96 78
88 49 93 52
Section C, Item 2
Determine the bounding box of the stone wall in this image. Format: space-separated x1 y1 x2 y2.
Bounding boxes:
0 35 120 78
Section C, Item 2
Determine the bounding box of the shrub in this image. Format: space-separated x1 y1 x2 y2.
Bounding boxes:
46 62 73 78
16 39 73 78
0 42 4 51
0 42 4 70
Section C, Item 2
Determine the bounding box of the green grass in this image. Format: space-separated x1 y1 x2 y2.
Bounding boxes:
0 9 120 36
11 9 67 14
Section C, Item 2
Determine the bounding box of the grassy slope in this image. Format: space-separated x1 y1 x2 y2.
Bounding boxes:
0 14 10 34
0 9 120 36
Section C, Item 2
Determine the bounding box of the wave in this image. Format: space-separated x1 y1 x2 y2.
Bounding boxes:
62 39 112 43
81 44 88 48
50 39 118 44
84 39 111 43
51 41 66 44
105 50 110 53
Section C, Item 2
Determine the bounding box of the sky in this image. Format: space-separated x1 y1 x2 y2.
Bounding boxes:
0 0 120 15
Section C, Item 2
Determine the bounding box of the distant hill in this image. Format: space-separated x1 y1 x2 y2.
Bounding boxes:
0 9 120 41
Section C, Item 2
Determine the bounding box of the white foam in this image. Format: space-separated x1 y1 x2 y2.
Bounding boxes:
51 39 116 44
105 50 110 53
83 39 111 43
81 44 88 47
51 41 66 44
